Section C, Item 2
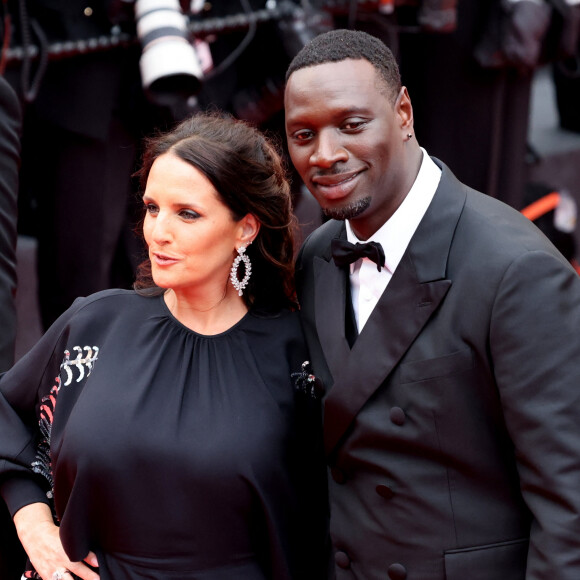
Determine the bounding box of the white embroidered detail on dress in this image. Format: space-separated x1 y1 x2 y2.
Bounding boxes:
61 346 99 386
29 343 101 547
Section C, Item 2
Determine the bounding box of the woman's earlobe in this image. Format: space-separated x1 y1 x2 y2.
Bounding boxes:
240 214 260 245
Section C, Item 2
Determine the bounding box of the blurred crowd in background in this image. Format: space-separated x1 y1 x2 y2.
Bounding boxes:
2 0 580 328
0 1 579 574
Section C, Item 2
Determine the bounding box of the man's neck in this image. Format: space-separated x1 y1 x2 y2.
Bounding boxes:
348 146 423 240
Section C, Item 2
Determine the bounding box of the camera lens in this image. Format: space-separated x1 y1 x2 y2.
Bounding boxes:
135 0 203 104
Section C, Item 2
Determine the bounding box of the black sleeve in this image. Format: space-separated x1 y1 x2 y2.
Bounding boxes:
0 299 87 516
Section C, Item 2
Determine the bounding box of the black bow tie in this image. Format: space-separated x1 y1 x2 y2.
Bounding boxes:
331 239 385 272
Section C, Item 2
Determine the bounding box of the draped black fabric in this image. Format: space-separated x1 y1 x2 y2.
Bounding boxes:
0 290 327 580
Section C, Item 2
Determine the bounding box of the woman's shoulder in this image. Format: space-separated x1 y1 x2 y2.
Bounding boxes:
245 307 305 347
71 288 145 309
248 306 301 327
61 289 158 324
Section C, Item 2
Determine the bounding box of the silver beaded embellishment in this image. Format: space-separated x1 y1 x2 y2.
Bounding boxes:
230 244 252 296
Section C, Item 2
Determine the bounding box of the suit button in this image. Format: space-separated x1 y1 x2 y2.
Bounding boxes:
390 406 406 425
331 467 346 484
388 562 407 579
376 484 394 499
83 6 93 16
335 551 351 569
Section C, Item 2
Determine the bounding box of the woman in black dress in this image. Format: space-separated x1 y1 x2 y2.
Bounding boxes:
0 113 327 580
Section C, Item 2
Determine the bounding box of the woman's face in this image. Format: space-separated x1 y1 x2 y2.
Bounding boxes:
143 153 247 296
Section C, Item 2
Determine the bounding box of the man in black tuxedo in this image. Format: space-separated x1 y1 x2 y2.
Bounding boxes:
285 29 580 579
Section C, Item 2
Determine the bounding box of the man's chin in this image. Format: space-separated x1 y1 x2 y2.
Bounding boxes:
322 197 371 221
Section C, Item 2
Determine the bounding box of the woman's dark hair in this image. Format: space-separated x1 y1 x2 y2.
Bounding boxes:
134 111 298 310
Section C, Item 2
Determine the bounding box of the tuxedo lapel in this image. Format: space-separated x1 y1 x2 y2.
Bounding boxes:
313 254 352 383
323 256 451 454
322 161 466 455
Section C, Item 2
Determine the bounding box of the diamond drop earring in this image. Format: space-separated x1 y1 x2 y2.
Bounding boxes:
230 244 252 296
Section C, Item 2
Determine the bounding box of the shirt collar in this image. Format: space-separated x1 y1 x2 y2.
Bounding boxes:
346 148 441 274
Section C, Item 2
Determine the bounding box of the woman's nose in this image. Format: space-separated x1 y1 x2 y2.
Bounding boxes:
151 213 172 244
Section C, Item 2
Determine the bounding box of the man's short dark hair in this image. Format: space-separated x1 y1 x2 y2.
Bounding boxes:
286 29 402 104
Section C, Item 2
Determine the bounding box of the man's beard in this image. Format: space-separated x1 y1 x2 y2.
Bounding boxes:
322 197 371 221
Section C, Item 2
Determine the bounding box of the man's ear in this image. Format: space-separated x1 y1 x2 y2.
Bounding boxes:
396 86 414 133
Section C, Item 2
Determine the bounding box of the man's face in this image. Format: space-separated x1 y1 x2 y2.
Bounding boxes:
285 58 411 239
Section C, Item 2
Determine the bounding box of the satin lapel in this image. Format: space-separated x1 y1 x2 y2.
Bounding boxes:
314 256 351 383
323 160 464 455
323 256 451 454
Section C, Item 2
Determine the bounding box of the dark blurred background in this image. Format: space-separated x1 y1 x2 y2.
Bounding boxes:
1 2 580 574
5 0 580 352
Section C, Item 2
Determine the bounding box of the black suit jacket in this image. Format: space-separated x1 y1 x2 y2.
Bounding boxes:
296 159 580 580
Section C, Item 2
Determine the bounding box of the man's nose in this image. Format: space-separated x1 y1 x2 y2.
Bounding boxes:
310 129 348 168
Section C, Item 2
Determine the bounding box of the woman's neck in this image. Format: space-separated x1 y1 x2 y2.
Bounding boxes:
164 286 249 335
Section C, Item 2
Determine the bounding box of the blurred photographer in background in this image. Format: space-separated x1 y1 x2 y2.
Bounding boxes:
4 0 204 331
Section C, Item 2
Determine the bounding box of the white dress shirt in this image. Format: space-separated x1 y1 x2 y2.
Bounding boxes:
347 149 442 331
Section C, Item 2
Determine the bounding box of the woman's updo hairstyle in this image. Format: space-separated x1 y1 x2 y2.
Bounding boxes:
134 111 297 311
